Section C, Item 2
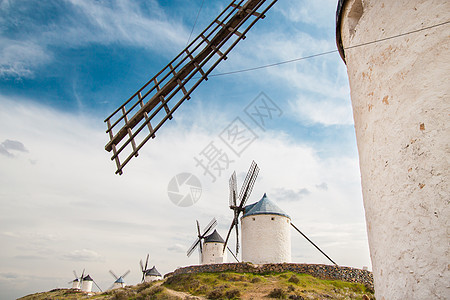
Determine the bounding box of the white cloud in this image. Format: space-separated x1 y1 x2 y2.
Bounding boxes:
0 0 189 79
0 39 50 78
275 0 337 29
61 0 188 49
63 249 103 262
0 94 369 297
289 94 354 126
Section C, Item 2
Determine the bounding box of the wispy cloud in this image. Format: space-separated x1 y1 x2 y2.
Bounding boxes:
289 94 354 126
275 0 337 29
0 0 189 79
63 249 103 262
0 139 28 158
61 0 188 49
0 39 50 79
274 187 311 202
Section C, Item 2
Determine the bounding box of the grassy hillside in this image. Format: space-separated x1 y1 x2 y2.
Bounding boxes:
19 271 374 299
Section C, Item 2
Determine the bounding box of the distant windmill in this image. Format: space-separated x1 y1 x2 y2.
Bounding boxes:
108 270 130 290
186 218 217 263
223 160 259 255
140 254 162 282
68 269 83 289
81 273 102 293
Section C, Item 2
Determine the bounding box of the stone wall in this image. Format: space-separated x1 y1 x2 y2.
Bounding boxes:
164 263 373 291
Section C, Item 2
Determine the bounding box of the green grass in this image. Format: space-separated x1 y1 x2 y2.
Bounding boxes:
19 271 374 300
163 271 374 299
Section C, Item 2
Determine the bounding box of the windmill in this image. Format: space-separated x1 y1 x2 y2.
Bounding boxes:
223 160 259 255
186 218 218 263
79 272 102 293
139 254 162 282
108 269 130 290
139 253 150 282
68 269 84 289
104 0 278 174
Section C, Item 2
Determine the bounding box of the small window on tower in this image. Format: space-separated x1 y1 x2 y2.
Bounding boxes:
271 217 275 220
252 217 255 221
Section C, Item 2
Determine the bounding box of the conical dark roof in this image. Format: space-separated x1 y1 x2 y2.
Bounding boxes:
204 229 225 243
83 275 93 281
114 277 125 283
243 193 290 219
145 266 161 277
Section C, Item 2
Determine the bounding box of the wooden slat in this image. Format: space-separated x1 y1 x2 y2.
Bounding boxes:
201 34 227 59
214 20 245 38
139 96 156 139
169 64 191 99
231 3 265 18
159 95 173 120
185 49 208 80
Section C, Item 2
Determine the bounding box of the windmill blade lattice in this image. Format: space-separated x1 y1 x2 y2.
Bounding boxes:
238 160 259 206
223 161 259 255
104 0 278 174
186 218 217 257
93 278 103 292
109 270 118 280
140 254 150 282
121 270 130 278
229 171 237 207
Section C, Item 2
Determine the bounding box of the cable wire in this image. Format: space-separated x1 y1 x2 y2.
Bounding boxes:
207 20 450 78
186 0 206 47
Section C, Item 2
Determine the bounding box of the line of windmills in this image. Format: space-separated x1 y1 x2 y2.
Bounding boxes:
69 161 336 293
187 161 337 267
68 254 162 293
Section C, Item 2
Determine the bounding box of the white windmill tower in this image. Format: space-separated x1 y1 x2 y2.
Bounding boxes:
223 162 337 265
202 229 228 264
140 254 162 282
240 193 292 264
108 270 130 290
144 266 162 282
187 218 232 264
80 274 102 293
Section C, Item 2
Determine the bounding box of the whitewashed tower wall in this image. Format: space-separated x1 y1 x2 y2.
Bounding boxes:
241 214 291 264
81 280 93 293
338 0 449 299
144 275 161 282
202 242 228 264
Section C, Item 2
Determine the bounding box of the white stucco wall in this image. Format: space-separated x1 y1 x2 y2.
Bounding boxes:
202 242 227 264
71 281 79 289
241 214 291 264
112 282 125 289
339 0 449 299
144 275 162 282
81 280 93 293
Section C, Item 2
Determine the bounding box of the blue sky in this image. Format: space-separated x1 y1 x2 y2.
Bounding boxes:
0 0 370 298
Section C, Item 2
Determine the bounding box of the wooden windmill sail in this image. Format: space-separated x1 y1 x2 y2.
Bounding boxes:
104 0 278 174
68 269 84 289
223 160 259 255
139 254 150 282
108 269 130 290
186 218 218 262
